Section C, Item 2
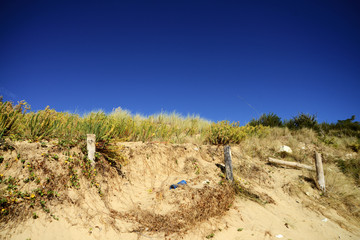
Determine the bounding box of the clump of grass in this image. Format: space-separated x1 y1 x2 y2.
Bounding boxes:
232 179 275 204
320 166 360 221
95 141 127 177
129 112 210 143
25 107 60 141
0 99 29 141
206 233 215 238
336 158 360 186
56 114 82 148
80 111 119 142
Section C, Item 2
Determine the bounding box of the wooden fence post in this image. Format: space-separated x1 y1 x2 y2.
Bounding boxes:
224 145 234 182
87 134 96 166
315 151 325 192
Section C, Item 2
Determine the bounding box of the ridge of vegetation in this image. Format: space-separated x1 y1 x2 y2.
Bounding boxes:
1 98 360 232
1 99 359 184
1 99 359 145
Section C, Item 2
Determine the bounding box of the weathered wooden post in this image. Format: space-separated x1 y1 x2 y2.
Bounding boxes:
315 151 325 192
268 157 314 171
224 145 234 182
87 134 96 166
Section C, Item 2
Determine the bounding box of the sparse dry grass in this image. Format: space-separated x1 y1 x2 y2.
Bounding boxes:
240 127 358 164
324 165 360 220
122 184 235 235
236 126 360 225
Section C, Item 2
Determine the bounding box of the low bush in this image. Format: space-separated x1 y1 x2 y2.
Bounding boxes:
248 113 283 127
206 121 268 145
285 113 318 130
206 121 246 145
320 116 360 138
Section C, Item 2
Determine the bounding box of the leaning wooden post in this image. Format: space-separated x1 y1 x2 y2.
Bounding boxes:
315 151 325 192
224 145 234 183
87 134 96 166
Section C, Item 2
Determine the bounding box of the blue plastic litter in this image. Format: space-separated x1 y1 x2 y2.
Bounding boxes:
170 180 187 189
177 180 187 185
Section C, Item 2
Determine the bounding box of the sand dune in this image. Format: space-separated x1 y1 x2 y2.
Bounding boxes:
1 141 359 239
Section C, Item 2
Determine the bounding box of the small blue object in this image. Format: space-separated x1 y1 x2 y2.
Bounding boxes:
170 180 187 189
177 180 187 185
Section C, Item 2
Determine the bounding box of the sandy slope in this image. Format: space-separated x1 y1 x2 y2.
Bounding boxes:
1 142 359 240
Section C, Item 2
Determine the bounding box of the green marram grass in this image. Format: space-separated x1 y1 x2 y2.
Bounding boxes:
0 99 269 145
1 99 359 149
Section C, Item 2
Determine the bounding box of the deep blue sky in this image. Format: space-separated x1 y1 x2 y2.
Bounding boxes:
1 0 359 124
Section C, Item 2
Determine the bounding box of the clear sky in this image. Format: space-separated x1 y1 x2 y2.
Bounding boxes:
1 0 359 124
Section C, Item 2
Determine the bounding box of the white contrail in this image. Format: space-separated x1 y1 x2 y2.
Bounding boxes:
237 95 260 119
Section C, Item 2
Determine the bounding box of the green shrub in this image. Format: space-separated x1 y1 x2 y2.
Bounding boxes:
319 116 360 138
248 113 283 127
207 121 246 145
334 115 360 137
206 121 268 145
285 113 318 130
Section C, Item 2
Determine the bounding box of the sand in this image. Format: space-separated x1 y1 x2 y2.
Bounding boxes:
1 142 359 240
